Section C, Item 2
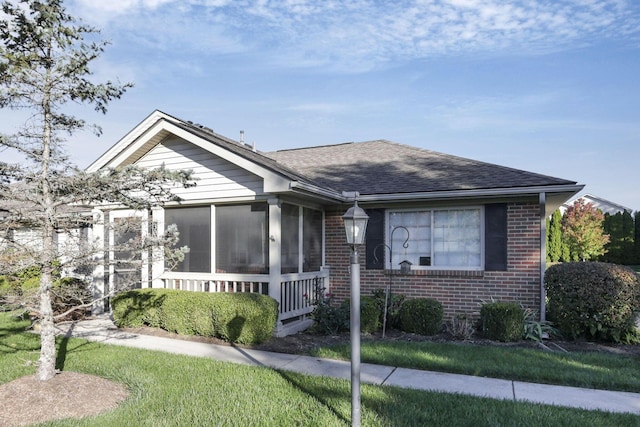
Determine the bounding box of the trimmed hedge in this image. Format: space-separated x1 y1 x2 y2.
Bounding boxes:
111 289 279 344
111 289 169 328
398 298 443 336
545 262 640 343
480 301 524 342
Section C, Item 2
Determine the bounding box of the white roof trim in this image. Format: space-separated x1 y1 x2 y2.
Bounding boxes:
86 110 172 172
85 111 292 193
355 184 585 203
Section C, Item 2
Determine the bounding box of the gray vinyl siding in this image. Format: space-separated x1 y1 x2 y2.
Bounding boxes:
136 137 264 200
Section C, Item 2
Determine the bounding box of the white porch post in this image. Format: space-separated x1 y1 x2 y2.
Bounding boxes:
150 207 165 288
91 208 106 314
268 198 283 331
140 209 150 287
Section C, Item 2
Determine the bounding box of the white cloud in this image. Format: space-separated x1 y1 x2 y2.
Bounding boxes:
71 0 640 72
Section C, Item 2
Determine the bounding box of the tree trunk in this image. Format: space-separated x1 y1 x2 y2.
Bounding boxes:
36 266 57 381
36 52 57 381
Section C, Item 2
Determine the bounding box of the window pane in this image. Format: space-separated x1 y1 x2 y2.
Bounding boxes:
303 208 323 272
433 209 481 267
389 211 431 268
281 204 299 274
165 206 211 273
216 204 268 274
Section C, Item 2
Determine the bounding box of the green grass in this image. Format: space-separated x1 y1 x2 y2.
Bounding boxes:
2 312 640 426
311 339 640 393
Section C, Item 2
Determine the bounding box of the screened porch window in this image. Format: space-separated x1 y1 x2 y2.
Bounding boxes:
303 207 323 272
165 206 211 273
282 204 323 273
164 203 321 275
216 204 268 274
388 208 482 269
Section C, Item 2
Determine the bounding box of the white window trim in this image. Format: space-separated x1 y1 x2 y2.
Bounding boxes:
385 206 485 271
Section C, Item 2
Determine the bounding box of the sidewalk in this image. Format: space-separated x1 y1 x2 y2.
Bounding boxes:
56 315 640 416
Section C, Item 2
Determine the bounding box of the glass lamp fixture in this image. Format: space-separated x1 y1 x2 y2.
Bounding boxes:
342 200 369 246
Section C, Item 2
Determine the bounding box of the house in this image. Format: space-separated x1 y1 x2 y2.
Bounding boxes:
561 194 634 215
87 110 583 335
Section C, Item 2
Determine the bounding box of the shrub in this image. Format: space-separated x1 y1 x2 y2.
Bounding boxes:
545 262 640 343
480 301 524 342
52 277 92 320
371 289 405 330
307 282 349 335
111 289 279 344
210 293 279 344
447 314 476 340
161 291 216 337
398 298 443 336
111 289 170 328
0 267 91 319
522 306 559 342
341 295 381 334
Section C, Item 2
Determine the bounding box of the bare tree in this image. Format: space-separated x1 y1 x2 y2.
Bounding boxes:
0 0 193 381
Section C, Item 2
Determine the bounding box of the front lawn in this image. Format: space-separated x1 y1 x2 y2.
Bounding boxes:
311 339 640 393
1 312 640 426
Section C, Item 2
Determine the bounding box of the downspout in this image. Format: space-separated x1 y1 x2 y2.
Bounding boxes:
539 192 547 322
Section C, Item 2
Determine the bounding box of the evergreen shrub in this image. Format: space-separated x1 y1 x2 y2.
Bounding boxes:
398 298 443 336
111 289 278 344
210 293 278 344
480 301 524 342
111 289 169 328
371 289 405 330
360 295 381 334
545 262 640 343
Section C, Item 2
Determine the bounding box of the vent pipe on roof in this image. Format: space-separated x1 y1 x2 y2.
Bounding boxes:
252 141 256 152
240 130 245 144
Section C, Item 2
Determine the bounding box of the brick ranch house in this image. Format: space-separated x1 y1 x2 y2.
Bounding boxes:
87 110 583 336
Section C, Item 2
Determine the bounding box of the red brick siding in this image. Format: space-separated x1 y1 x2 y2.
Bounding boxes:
325 202 542 321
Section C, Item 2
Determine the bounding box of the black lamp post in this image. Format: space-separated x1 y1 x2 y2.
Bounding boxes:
342 194 369 427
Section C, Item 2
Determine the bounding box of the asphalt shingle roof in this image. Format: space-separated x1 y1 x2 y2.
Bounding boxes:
264 140 577 196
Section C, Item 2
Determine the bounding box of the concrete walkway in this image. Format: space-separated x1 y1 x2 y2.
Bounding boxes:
55 315 640 416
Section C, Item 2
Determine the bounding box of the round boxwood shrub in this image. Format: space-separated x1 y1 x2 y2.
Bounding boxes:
480 301 524 342
398 298 443 336
545 262 640 343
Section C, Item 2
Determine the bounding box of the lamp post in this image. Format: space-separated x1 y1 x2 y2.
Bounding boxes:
342 193 369 427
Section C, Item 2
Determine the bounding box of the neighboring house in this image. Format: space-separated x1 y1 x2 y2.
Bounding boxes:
561 194 634 215
87 110 583 335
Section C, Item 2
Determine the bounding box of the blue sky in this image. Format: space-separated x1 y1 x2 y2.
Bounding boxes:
3 0 640 210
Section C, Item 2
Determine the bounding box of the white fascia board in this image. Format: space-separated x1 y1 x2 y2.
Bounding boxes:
289 181 344 202
355 184 585 204
86 110 171 173
87 117 292 192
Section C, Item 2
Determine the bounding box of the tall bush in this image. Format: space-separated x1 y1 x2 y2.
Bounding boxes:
545 262 640 343
398 298 443 336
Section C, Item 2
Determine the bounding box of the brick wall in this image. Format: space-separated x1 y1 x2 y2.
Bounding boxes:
325 201 542 321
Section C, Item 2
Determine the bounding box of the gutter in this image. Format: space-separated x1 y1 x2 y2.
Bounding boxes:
353 184 585 203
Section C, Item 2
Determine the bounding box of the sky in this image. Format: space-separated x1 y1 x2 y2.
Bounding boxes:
2 0 640 211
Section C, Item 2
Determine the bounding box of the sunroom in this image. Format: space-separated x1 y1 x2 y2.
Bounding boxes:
88 111 339 336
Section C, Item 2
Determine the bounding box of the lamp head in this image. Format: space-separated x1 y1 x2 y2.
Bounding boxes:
343 200 369 246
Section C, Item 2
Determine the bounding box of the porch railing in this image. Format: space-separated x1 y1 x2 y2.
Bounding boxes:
158 269 329 322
